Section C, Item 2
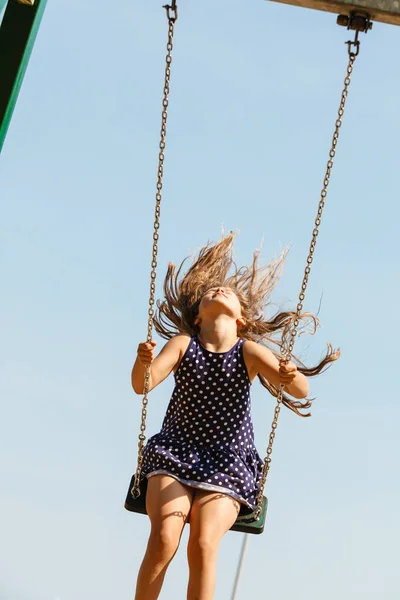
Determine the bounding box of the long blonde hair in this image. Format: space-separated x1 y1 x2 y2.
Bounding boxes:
153 233 340 417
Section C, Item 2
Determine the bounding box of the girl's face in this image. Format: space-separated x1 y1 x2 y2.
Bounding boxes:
196 286 244 324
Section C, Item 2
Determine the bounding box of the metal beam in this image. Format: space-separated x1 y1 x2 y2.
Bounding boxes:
268 0 400 26
0 0 47 152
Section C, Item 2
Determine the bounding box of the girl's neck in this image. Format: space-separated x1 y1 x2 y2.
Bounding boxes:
197 318 239 353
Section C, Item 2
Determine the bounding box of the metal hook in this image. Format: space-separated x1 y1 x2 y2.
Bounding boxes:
337 11 372 57
163 1 178 23
346 29 360 57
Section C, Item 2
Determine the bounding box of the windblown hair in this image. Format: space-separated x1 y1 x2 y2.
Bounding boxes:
153 233 340 417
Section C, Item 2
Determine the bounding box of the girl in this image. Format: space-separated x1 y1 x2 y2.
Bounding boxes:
131 233 338 600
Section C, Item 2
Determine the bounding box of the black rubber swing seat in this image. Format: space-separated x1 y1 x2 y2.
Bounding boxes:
124 475 268 535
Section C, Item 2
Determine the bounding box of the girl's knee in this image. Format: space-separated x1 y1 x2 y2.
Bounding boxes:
187 533 218 565
148 527 181 564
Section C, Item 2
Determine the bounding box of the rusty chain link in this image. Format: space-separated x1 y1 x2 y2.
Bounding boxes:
131 5 177 499
253 40 360 519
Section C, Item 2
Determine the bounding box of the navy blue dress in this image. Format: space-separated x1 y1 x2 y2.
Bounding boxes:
141 335 263 510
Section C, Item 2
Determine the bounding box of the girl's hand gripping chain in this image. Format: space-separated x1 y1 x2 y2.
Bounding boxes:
278 360 298 387
137 341 157 366
131 341 157 394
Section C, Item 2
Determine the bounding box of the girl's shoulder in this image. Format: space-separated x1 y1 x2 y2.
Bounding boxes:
172 333 192 344
165 333 192 343
168 334 192 374
241 338 259 353
166 333 192 355
242 339 275 362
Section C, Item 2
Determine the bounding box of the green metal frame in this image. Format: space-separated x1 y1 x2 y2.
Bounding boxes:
0 0 48 152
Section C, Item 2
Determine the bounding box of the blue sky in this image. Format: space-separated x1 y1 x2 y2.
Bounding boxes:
1 1 399 599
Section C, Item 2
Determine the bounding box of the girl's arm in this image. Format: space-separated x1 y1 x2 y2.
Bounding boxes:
243 340 309 399
131 335 190 395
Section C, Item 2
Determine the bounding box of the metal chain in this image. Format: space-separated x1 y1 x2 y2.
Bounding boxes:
131 5 177 499
254 40 360 519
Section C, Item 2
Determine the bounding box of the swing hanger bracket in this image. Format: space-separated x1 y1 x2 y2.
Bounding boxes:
337 12 373 57
163 1 178 23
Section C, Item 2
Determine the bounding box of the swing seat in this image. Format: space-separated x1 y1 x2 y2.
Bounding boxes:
124 475 268 535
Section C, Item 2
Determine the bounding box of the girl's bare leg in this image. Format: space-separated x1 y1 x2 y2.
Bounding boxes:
186 491 240 600
134 475 194 600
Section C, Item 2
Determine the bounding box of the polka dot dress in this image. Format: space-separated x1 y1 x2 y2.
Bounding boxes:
141 335 263 511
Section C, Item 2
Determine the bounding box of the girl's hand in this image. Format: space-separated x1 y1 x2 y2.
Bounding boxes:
279 360 298 386
137 340 157 365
